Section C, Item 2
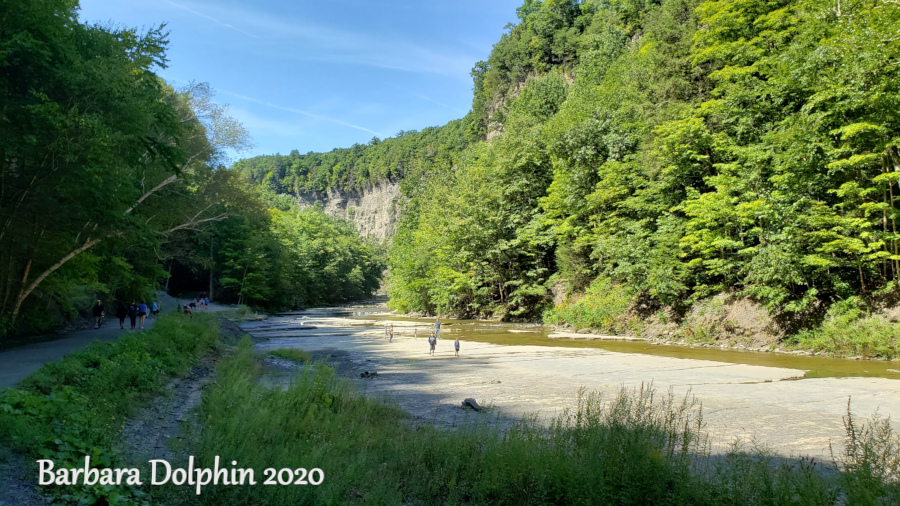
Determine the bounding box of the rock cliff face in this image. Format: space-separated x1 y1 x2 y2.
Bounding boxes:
296 181 401 243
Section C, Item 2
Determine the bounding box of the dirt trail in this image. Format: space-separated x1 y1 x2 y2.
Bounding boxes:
248 301 900 463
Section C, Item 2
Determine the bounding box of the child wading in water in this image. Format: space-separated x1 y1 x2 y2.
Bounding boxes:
389 324 394 342
428 332 436 356
454 337 460 357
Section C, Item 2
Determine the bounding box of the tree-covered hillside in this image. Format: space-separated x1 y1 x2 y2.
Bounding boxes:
229 0 899 353
231 119 470 193
388 0 900 340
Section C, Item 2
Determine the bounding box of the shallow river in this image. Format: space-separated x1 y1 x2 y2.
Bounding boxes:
345 311 900 380
251 302 900 460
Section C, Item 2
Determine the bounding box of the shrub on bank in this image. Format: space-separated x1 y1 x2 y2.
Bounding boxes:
543 277 636 333
788 299 899 359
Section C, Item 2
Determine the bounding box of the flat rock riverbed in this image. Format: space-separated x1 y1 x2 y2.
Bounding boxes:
246 302 900 462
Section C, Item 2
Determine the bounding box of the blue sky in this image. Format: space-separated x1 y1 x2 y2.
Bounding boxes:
77 0 522 160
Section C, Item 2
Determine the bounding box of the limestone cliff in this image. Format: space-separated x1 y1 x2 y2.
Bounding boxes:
295 180 401 243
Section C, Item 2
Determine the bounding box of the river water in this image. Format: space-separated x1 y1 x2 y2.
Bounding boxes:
341 310 900 381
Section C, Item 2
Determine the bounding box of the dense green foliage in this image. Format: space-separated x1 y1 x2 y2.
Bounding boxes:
199 191 385 309
231 120 469 193
0 0 382 341
0 0 242 338
158 339 900 505
386 0 900 331
0 313 220 504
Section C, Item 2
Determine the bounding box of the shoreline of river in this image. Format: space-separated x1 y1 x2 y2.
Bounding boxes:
243 301 900 461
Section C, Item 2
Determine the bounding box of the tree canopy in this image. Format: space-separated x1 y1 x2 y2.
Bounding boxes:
0 0 383 339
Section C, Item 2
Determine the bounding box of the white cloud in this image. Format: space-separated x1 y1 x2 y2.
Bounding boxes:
162 0 261 39
165 1 479 78
219 89 386 138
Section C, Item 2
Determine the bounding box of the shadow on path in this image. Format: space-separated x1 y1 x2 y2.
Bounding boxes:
0 292 231 389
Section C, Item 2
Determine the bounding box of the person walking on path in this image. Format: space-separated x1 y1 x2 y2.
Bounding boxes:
128 302 138 330
454 337 460 357
151 300 160 318
183 303 193 319
428 332 437 356
137 302 148 329
115 302 127 329
92 300 105 329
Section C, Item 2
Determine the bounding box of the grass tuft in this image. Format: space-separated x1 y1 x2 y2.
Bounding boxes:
269 348 313 364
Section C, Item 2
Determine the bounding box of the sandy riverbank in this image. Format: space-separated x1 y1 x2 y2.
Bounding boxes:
245 303 900 462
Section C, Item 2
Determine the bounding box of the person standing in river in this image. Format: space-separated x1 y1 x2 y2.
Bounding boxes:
389 324 394 343
435 318 441 339
428 332 437 356
454 336 460 357
413 327 418 339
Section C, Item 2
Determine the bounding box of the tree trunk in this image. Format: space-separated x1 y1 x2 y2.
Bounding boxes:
165 260 174 292
209 238 214 301
11 237 102 323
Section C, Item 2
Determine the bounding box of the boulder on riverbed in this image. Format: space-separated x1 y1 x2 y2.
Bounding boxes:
461 398 481 411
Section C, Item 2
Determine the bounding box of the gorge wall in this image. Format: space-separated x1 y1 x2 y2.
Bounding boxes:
296 180 402 243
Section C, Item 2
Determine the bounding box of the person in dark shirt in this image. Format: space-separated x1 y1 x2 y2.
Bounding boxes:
116 302 127 329
128 302 138 330
92 300 105 328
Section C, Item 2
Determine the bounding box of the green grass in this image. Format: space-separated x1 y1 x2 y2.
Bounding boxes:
270 348 313 363
213 304 258 320
0 313 220 505
157 338 900 505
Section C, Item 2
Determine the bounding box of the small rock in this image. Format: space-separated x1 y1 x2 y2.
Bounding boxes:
576 329 591 334
886 369 900 374
461 398 481 411
359 370 378 378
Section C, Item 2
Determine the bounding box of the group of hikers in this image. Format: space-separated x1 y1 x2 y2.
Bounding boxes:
383 319 461 357
92 300 160 330
180 294 210 318
92 292 210 329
